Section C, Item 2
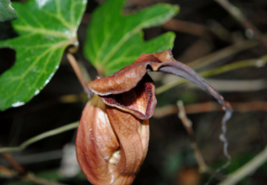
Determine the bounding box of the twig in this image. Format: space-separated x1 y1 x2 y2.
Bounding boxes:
178 39 213 63
0 121 79 154
78 59 91 82
153 101 267 118
19 95 267 118
177 101 208 173
0 150 63 165
198 55 267 76
66 53 93 98
26 173 66 185
187 40 258 70
1 149 26 175
162 19 213 40
0 165 14 177
82 14 224 41
219 146 267 185
207 20 233 42
204 79 266 92
0 166 65 185
215 0 267 49
155 55 267 94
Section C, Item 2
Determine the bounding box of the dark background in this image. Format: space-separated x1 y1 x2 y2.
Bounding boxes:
1 0 267 184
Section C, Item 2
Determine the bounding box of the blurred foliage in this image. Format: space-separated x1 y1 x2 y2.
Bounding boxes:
0 0 17 22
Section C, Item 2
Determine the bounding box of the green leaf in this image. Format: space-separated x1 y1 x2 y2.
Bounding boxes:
84 0 178 76
0 0 17 22
0 0 87 111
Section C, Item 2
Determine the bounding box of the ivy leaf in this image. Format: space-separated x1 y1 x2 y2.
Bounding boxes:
0 0 87 111
84 0 179 76
0 0 17 22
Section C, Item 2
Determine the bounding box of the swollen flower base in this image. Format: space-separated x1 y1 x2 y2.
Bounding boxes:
76 49 232 185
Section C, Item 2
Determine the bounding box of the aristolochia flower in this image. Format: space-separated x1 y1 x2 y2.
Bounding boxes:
76 49 232 185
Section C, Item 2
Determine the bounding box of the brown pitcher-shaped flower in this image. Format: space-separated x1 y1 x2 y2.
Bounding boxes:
76 49 232 185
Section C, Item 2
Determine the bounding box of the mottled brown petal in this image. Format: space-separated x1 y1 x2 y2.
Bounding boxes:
76 95 150 185
100 74 157 120
88 49 232 111
76 95 120 185
87 50 173 95
106 106 149 185
81 49 233 185
88 54 161 96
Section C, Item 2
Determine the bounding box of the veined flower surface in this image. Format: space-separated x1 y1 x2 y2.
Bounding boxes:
76 49 232 185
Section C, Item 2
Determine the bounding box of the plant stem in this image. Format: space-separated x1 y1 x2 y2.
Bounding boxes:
0 165 14 177
1 150 26 175
163 19 213 40
177 101 208 173
0 166 65 185
200 55 267 76
187 40 258 70
153 101 267 118
66 53 93 98
155 55 267 94
26 173 66 185
219 146 267 185
0 122 79 154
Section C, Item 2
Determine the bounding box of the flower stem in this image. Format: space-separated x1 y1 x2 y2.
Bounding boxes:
66 53 93 98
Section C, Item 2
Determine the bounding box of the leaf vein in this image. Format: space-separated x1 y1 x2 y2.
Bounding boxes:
13 25 72 39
